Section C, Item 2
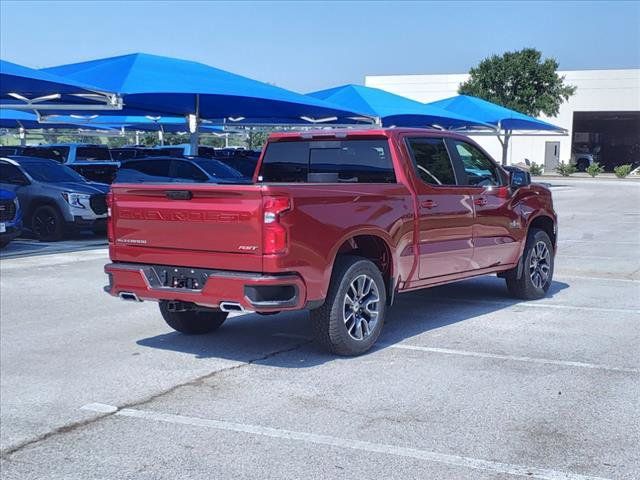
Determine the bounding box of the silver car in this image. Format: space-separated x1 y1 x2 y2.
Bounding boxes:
0 156 109 241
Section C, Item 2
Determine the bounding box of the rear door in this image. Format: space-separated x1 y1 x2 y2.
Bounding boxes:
448 139 521 269
404 136 475 279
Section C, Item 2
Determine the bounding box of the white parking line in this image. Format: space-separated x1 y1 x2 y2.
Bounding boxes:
432 298 640 315
80 404 610 480
560 240 638 245
555 274 639 283
559 254 630 260
272 334 639 374
385 345 640 374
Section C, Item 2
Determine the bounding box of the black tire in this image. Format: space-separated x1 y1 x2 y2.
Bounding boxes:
159 301 228 334
0 239 10 249
31 205 64 242
310 255 387 356
505 229 554 300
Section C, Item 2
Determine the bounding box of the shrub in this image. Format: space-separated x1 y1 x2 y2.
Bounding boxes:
613 164 632 178
586 162 604 177
555 161 576 177
529 162 543 176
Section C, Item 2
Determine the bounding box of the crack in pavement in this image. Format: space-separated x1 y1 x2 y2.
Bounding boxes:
0 339 312 458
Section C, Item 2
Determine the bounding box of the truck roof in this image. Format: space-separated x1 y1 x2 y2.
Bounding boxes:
268 127 472 141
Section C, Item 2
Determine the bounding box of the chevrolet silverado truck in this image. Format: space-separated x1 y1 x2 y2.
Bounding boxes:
104 128 557 355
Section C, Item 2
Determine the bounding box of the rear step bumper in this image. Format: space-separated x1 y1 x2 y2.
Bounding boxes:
104 262 307 312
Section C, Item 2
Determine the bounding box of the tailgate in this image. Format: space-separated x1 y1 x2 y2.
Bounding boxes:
111 184 263 256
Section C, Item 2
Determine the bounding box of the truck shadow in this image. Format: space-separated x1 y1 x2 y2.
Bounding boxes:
136 275 569 368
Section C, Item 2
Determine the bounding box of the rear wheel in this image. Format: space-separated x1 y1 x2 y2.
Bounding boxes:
159 301 228 334
310 256 387 356
505 229 554 299
31 205 64 242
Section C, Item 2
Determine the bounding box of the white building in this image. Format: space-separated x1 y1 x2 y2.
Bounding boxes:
365 69 640 171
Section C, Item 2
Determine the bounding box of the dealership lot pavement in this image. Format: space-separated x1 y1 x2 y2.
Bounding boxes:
1 178 639 479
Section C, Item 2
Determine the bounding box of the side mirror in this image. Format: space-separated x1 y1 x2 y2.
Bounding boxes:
509 168 531 189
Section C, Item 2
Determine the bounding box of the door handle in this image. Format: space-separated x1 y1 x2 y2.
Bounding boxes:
166 190 193 200
474 197 487 207
421 199 438 209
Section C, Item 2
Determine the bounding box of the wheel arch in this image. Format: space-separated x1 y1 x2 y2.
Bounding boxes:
528 214 556 249
327 229 397 305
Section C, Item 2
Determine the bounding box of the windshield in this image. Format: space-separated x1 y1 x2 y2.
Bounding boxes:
22 162 87 183
193 159 245 179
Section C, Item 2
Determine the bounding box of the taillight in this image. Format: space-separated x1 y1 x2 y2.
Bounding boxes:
106 191 114 243
263 196 290 254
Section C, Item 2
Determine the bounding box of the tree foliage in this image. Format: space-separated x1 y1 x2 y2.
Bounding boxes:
459 48 576 117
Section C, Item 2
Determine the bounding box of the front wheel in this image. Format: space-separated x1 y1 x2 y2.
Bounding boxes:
310 256 387 356
31 205 64 242
159 301 228 334
505 229 554 299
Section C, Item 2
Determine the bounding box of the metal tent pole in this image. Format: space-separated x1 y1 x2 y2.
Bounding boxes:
189 94 200 156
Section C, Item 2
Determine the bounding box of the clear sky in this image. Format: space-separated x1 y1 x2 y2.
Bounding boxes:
1 1 638 92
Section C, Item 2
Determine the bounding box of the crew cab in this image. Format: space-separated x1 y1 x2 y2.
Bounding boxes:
104 129 557 355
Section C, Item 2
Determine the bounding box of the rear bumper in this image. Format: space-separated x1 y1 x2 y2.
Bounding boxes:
104 262 308 312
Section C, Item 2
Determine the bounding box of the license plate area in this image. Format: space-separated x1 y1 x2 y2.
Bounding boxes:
145 266 211 291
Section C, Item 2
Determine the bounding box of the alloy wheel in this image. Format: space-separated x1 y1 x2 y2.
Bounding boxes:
33 210 57 238
343 274 380 341
529 240 551 289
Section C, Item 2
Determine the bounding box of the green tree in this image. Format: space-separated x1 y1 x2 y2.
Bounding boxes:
459 48 576 165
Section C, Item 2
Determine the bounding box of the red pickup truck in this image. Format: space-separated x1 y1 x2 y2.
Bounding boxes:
105 128 557 355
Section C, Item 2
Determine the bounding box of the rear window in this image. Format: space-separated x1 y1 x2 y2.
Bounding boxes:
259 139 396 183
22 146 69 163
76 147 111 161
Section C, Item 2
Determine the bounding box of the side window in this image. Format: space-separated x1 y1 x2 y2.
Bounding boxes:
453 141 503 187
308 140 395 183
260 141 309 182
0 163 27 184
172 161 208 182
407 138 457 186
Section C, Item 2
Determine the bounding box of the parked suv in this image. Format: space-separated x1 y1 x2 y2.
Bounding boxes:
116 156 247 183
105 128 557 355
20 144 119 184
0 188 23 248
0 156 109 241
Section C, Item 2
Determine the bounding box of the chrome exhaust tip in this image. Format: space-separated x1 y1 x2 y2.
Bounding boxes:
219 301 245 313
119 292 141 302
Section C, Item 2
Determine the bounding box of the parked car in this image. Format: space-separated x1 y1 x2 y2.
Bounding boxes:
0 188 23 248
110 146 155 161
20 144 119 184
115 156 248 183
0 156 109 241
105 128 557 356
211 148 260 177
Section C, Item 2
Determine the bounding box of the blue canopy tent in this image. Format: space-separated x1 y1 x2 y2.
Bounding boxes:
308 84 489 129
0 59 120 111
0 109 116 145
43 53 373 152
426 95 565 165
39 114 225 146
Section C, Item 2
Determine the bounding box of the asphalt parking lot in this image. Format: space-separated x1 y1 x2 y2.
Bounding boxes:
1 178 638 480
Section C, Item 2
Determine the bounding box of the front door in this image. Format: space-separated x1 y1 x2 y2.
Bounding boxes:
544 141 560 171
403 136 475 280
448 139 522 269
